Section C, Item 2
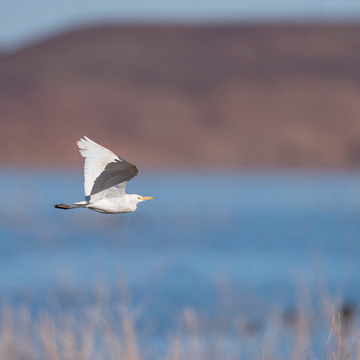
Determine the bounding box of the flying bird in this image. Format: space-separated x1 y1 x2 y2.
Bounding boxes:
55 137 154 214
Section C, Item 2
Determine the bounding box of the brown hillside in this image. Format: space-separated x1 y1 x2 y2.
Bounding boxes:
1 23 360 169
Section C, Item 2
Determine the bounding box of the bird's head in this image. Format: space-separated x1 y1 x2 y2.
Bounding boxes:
132 194 155 204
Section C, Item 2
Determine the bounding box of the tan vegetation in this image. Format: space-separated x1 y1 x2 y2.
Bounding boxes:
0 284 358 360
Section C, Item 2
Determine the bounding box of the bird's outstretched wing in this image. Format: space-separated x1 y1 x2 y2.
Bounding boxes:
77 137 139 200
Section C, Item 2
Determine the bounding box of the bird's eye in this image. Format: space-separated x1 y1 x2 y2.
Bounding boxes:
138 197 141 200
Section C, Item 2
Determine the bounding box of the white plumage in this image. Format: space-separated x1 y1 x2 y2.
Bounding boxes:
55 137 154 214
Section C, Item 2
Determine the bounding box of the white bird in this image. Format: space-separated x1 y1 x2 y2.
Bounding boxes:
55 136 154 214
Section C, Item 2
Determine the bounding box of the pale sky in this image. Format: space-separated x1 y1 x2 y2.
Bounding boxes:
1 0 360 50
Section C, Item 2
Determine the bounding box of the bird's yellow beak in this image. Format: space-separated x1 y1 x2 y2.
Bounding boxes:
139 196 154 201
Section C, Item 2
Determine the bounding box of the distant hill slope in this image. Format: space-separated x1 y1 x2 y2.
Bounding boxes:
1 23 360 168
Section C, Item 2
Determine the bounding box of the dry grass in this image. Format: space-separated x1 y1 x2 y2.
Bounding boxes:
0 286 358 360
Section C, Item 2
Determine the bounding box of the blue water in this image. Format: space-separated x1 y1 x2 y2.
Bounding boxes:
0 169 360 348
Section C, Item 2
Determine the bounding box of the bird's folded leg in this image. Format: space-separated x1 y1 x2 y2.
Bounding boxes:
54 203 75 210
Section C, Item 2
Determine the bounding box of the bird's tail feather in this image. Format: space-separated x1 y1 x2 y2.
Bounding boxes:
74 201 87 205
54 203 86 210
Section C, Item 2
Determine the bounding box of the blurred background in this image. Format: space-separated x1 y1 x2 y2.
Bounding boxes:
1 0 360 358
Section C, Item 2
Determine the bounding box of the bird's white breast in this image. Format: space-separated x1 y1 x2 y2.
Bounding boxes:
87 196 137 214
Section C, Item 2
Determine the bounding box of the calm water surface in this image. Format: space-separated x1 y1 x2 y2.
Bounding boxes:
0 169 359 342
